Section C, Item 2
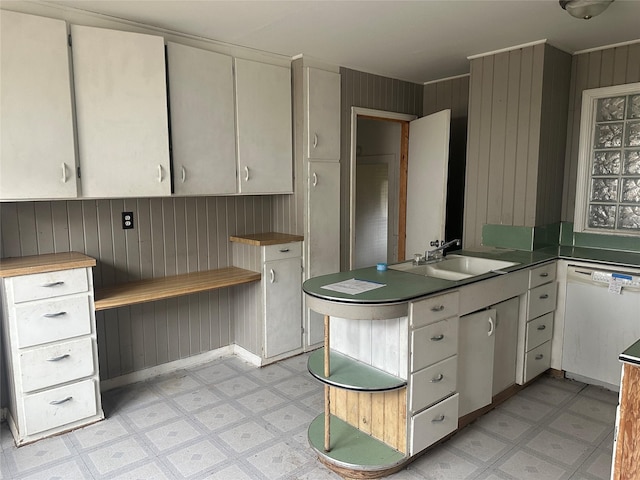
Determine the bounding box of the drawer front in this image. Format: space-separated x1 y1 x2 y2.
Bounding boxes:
15 295 92 348
410 393 458 455
20 337 96 393
527 282 557 321
23 379 98 435
411 317 458 372
524 341 552 383
263 242 302 262
410 355 457 413
528 263 556 289
410 292 459 328
11 268 89 303
526 313 553 352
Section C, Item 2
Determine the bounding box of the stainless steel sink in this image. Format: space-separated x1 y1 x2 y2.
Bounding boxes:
389 255 519 280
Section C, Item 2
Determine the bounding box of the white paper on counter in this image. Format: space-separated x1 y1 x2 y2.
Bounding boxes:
321 278 386 295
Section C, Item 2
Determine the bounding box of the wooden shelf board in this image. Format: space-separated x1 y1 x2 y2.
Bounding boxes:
94 267 260 311
229 232 304 246
308 414 406 470
308 348 406 392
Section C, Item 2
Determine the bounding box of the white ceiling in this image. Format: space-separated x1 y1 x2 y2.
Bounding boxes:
41 0 640 83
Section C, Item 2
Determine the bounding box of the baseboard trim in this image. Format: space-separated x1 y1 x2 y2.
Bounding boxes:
232 345 264 367
0 407 7 422
100 345 235 392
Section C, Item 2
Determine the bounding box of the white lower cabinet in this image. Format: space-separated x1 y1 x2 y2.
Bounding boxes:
491 297 520 396
0 254 103 445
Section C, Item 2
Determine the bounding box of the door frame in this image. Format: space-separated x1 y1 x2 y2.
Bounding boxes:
349 107 416 269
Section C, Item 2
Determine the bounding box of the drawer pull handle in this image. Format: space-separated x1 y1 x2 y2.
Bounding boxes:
535 354 544 360
42 281 64 287
539 294 549 299
47 354 70 362
540 272 549 277
430 334 444 342
537 325 547 331
431 414 446 423
49 396 72 405
430 373 444 383
431 305 445 312
279 248 290 253
43 312 67 318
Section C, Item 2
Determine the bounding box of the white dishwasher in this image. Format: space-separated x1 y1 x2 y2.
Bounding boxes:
562 265 640 391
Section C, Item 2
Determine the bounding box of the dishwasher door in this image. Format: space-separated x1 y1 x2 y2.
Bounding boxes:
562 265 640 390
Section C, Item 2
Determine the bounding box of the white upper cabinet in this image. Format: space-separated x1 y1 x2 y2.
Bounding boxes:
0 11 78 200
235 58 293 194
166 42 236 195
307 68 340 160
71 25 170 198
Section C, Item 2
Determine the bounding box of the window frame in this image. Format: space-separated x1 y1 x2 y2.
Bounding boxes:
574 82 640 236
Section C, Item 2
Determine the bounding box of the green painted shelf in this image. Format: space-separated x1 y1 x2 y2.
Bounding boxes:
308 414 406 470
307 348 406 391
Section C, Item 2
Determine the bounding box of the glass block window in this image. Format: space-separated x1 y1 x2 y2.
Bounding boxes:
576 84 640 237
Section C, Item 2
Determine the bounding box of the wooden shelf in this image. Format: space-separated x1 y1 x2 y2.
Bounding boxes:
308 414 406 471
94 267 260 311
229 232 303 246
308 348 406 392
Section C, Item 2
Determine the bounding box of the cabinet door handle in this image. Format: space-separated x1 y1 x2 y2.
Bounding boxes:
535 354 544 360
269 268 275 283
157 164 163 182
43 312 67 318
244 166 250 181
431 305 445 312
488 316 495 337
279 248 290 253
537 324 547 331
430 373 444 383
540 272 549 277
47 354 70 362
49 396 72 405
61 163 67 183
430 334 444 342
539 294 549 299
431 414 446 423
312 172 318 187
181 166 186 183
41 281 64 288
313 133 318 149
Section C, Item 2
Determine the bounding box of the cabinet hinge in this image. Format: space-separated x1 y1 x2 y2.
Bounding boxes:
68 34 72 47
77 166 81 178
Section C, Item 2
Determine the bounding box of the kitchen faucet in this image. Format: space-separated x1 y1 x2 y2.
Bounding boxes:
426 239 461 261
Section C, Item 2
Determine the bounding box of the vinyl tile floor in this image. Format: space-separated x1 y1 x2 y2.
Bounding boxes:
0 352 618 480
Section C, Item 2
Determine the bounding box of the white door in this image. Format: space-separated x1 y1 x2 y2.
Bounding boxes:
491 297 519 396
167 42 236 195
71 25 170 198
306 161 340 346
405 109 451 258
458 308 496 417
264 257 302 358
307 68 341 160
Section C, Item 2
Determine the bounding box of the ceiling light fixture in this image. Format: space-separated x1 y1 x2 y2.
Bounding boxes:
559 0 614 20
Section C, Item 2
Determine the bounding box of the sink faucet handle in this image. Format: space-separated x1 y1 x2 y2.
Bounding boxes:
430 239 440 247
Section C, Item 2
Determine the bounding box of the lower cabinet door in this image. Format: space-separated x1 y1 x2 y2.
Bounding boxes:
23 379 98 435
410 393 459 455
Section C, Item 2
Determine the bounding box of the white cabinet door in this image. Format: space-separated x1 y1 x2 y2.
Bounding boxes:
167 43 236 195
306 162 341 346
1 11 78 200
491 297 519 396
264 257 302 358
458 309 496 417
307 68 340 160
405 109 451 256
71 25 170 198
235 58 292 194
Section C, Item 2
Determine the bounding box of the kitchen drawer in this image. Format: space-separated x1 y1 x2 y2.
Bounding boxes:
263 242 302 261
20 337 96 393
410 392 458 455
410 355 457 414
15 294 93 348
528 262 556 289
524 341 552 383
23 379 98 435
411 317 458 372
11 268 89 303
525 313 553 352
527 282 557 321
410 292 459 328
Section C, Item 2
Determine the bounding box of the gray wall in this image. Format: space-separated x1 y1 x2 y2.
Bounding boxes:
0 196 273 383
562 42 640 222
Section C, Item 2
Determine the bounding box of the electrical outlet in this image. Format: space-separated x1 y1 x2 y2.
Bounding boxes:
122 212 134 230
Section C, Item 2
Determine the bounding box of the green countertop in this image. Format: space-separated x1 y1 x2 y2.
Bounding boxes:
620 339 640 366
303 246 640 305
